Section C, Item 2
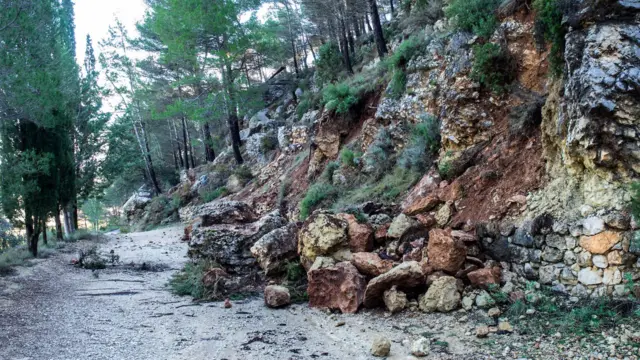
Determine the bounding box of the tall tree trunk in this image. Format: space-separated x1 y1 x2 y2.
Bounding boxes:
203 122 216 162
141 122 162 194
389 0 395 17
307 37 317 61
368 0 387 58
352 14 361 39
26 213 39 257
42 219 47 245
186 124 196 168
348 28 355 56
223 63 244 164
54 208 63 241
73 202 78 230
181 116 190 170
339 15 354 74
168 119 179 170
172 120 184 169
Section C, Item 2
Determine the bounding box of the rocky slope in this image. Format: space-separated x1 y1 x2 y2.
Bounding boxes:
129 0 640 317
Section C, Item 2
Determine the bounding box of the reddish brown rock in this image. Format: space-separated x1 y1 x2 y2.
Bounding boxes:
579 231 621 254
363 261 425 308
351 252 394 277
340 213 374 253
308 262 366 313
467 267 502 287
415 214 437 228
374 224 390 243
426 229 467 273
419 260 434 277
404 195 442 216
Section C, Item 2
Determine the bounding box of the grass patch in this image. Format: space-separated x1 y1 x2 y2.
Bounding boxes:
202 187 229 203
299 183 338 220
506 286 640 337
0 247 33 276
533 0 567 77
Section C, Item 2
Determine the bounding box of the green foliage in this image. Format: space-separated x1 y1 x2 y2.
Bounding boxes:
316 42 345 85
81 198 105 232
487 284 509 304
386 37 423 99
533 0 566 77
169 260 211 299
340 149 358 167
299 183 337 220
438 158 452 179
397 116 441 171
471 43 515 93
285 260 306 282
322 83 359 115
322 161 340 183
202 187 229 203
260 136 277 153
445 0 501 38
0 219 23 252
233 165 254 183
64 229 93 242
389 70 408 99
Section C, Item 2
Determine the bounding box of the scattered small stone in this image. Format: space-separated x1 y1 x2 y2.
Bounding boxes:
526 308 536 315
410 337 430 357
476 326 490 338
487 307 501 317
335 321 345 327
224 299 232 308
371 336 391 357
498 321 513 333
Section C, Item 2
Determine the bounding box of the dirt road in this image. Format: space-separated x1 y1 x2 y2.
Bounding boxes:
0 227 502 360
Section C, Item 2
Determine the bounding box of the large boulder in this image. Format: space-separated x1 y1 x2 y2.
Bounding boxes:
387 214 419 239
182 200 257 225
264 285 291 308
426 229 467 273
189 211 287 269
339 213 374 253
298 212 349 269
250 223 299 275
351 252 394 277
403 195 442 216
307 262 367 313
418 276 461 312
363 261 425 308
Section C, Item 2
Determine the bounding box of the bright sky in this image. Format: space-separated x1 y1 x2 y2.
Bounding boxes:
74 0 148 68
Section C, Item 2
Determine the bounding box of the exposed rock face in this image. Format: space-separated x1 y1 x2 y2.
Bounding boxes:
307 262 366 313
419 276 460 312
560 20 640 178
250 223 299 275
351 252 394 277
363 261 425 308
426 229 467 273
189 210 287 269
298 212 349 269
339 213 374 253
264 285 291 308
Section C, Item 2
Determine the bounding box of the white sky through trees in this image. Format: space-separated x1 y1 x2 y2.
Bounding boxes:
74 0 147 68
